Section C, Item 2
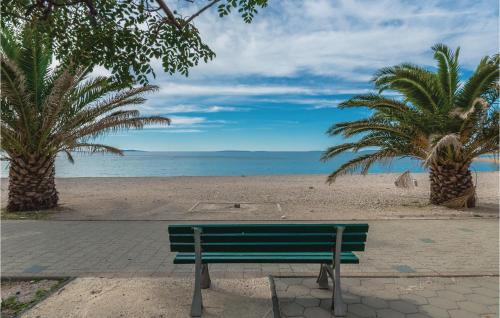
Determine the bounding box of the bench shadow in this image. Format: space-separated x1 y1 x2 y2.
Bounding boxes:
275 276 450 318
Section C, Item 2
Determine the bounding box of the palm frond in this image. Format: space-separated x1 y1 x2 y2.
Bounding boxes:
339 93 412 113
326 150 398 184
456 54 499 110
432 43 460 108
321 143 359 161
1 24 169 163
373 63 442 112
324 44 498 184
67 143 124 156
63 150 75 164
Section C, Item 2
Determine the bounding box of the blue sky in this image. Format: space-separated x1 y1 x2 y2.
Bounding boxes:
94 0 499 151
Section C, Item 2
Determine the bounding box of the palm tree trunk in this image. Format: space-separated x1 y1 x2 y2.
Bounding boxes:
7 155 58 212
429 163 476 208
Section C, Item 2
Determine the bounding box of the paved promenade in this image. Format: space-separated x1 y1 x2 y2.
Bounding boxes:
1 219 498 278
276 276 499 318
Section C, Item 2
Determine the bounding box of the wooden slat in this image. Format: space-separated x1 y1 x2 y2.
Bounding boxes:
170 241 366 253
173 252 359 264
168 223 369 234
169 232 367 243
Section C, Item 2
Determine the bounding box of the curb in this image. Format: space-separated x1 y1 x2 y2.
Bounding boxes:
268 276 281 318
1 276 74 318
2 216 498 222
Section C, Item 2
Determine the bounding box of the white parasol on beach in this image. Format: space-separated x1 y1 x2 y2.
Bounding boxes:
394 170 417 189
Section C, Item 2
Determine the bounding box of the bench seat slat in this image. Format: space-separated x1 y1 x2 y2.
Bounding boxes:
169 232 367 243
170 241 366 252
168 223 369 234
173 252 359 264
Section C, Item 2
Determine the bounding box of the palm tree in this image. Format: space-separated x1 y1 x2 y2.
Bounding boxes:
1 27 171 212
322 44 499 208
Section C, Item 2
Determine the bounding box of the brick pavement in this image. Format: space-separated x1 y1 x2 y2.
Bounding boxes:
1 219 498 278
275 276 499 318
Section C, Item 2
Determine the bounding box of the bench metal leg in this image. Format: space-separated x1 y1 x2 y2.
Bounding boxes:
316 264 329 289
191 227 203 317
201 264 211 289
332 226 346 316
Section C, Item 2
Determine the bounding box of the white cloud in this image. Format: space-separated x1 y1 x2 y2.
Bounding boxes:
156 83 372 96
91 0 497 98
169 116 206 125
158 83 316 96
158 129 203 133
178 0 497 81
144 116 234 133
90 65 113 77
160 104 241 113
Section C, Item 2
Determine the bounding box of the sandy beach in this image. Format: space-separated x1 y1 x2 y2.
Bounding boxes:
1 172 498 220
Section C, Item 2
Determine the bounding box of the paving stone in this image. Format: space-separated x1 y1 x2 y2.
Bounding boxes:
479 314 498 318
343 293 362 304
399 293 429 305
458 301 491 314
295 297 320 308
413 289 438 298
437 290 467 301
284 278 305 285
348 303 376 317
302 277 321 289
428 297 459 310
287 285 312 297
375 309 405 318
406 314 433 318
343 278 362 287
360 279 387 290
281 302 305 317
275 280 289 291
311 288 333 299
472 287 499 298
448 309 481 318
361 296 388 309
345 313 363 318
303 307 332 318
478 280 499 292
465 293 498 305
419 304 450 318
371 289 400 300
393 265 416 273
486 304 499 313
389 300 419 313
447 284 474 294
319 298 332 311
458 279 483 288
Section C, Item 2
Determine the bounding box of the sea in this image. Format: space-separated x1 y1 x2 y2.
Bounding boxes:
1 151 497 177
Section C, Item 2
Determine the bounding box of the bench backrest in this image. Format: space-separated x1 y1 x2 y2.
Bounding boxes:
168 224 369 253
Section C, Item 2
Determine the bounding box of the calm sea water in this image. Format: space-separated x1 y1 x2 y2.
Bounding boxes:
1 151 497 177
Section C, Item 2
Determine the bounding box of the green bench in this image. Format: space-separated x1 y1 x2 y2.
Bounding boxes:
168 223 369 317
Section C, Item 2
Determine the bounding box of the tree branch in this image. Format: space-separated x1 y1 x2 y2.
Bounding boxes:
154 0 221 30
183 0 221 26
154 0 183 29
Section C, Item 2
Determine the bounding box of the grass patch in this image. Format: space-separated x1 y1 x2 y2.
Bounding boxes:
1 278 69 318
0 206 68 220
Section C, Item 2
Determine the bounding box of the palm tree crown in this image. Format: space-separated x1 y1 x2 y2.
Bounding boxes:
1 27 170 161
1 26 171 211
322 44 498 207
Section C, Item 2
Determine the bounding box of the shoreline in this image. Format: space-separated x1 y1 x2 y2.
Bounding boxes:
1 172 498 221
1 170 498 179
